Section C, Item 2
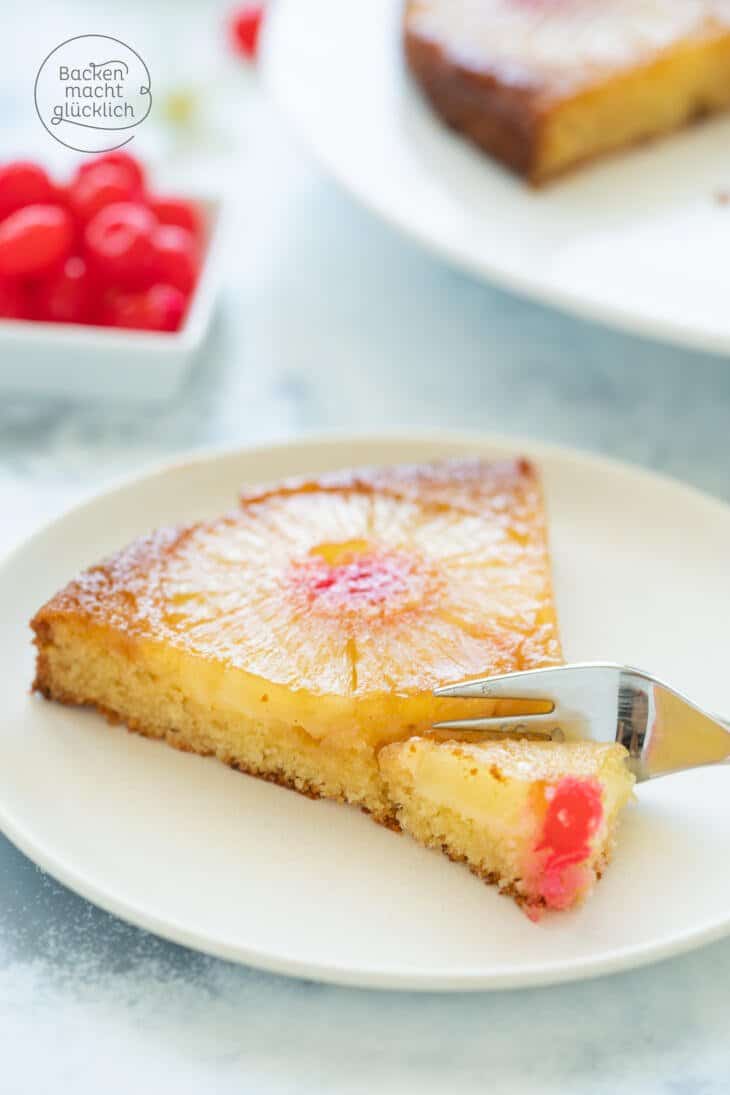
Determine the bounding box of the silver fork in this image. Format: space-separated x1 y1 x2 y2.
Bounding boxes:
432 663 730 782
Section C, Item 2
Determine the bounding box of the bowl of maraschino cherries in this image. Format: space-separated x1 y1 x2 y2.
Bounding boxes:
0 152 206 333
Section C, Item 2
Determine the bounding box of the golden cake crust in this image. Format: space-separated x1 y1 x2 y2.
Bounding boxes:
31 525 186 644
404 23 542 179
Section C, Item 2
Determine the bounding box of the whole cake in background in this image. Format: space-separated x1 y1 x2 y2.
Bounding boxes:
404 0 730 183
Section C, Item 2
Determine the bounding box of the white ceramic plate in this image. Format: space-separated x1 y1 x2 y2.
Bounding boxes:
264 0 730 357
1 432 730 991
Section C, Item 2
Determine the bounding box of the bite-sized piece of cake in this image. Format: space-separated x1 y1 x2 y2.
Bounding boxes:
31 457 561 826
404 0 730 183
379 737 634 916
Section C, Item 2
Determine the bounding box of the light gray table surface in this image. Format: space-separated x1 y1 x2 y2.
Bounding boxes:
2 4 730 1091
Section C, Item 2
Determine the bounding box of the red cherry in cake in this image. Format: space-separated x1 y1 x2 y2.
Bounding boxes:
290 541 432 619
536 776 603 868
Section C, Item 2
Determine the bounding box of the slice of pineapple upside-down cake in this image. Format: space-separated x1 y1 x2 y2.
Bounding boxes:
32 457 562 826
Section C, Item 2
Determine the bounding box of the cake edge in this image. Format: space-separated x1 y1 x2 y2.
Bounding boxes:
404 25 544 181
31 616 402 830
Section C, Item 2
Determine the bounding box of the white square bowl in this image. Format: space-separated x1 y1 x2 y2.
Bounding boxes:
0 195 226 403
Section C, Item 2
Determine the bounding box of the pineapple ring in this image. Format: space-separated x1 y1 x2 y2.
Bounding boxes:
154 466 560 696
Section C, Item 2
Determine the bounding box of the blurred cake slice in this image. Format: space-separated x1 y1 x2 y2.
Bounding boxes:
404 0 730 182
379 736 634 916
31 457 561 826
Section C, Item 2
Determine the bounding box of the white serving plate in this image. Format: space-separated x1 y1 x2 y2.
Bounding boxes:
1 431 729 991
264 0 730 357
0 196 225 402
